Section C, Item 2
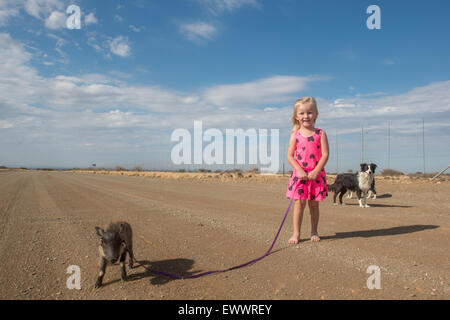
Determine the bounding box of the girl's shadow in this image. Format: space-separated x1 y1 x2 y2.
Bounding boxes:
128 259 201 285
321 224 439 240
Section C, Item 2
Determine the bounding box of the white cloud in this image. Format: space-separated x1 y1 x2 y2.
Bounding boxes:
197 0 261 14
44 10 66 29
84 12 98 25
0 120 14 129
330 99 356 108
184 0 260 43
24 0 63 20
355 92 386 98
1 32 449 171
322 81 450 131
0 0 20 26
114 14 123 23
0 0 65 28
129 24 145 32
108 36 131 57
2 31 449 130
203 75 321 107
179 22 218 42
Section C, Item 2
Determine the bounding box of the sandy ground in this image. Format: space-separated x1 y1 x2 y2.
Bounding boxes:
0 170 448 300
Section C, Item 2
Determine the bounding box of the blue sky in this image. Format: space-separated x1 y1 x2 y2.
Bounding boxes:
1 0 449 173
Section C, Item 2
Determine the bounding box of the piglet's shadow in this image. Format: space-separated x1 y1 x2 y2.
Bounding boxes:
128 259 200 285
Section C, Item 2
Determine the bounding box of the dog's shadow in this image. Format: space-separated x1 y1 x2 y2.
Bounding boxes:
340 193 410 208
128 258 200 285
344 203 412 208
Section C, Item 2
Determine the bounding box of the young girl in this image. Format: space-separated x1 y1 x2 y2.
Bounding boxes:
285 97 329 244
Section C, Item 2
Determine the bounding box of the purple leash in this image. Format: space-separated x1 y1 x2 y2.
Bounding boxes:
124 180 299 279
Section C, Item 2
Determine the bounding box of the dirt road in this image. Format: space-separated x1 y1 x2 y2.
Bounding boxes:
0 170 448 299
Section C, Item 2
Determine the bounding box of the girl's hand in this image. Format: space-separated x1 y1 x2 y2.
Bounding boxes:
307 170 319 181
297 170 308 180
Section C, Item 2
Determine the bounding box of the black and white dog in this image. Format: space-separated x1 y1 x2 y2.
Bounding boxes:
328 163 377 208
347 163 377 199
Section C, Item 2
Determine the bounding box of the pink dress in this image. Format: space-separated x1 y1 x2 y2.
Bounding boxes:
286 128 328 201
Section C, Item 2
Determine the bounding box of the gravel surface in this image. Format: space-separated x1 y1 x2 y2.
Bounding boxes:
0 170 448 300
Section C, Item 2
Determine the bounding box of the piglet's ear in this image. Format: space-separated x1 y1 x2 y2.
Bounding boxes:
95 227 104 237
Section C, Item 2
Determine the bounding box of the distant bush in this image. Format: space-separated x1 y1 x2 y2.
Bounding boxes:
407 172 435 179
381 169 404 176
223 169 243 174
178 169 186 173
133 166 144 172
198 168 212 173
115 166 127 171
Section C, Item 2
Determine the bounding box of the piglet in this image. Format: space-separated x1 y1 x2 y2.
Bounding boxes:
94 221 134 288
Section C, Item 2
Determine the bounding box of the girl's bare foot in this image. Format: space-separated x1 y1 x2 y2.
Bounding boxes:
288 235 300 244
310 234 320 242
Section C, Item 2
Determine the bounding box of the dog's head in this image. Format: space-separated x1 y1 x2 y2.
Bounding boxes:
369 163 377 174
360 163 368 173
360 163 376 175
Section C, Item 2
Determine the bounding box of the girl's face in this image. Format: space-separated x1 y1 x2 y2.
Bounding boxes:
295 103 317 128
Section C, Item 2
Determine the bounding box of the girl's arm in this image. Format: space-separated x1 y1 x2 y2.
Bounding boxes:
287 131 307 179
308 130 329 180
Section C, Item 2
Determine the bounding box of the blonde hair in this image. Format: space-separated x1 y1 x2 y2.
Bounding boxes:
291 96 318 132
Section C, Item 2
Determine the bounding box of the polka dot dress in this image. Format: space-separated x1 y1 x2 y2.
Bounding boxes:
286 128 328 201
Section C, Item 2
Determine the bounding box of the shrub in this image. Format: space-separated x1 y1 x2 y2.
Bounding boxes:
381 169 404 176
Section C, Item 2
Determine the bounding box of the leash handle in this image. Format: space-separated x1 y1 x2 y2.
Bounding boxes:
124 180 299 279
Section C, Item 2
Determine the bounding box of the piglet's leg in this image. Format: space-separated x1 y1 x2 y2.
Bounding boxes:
120 251 127 281
95 257 107 288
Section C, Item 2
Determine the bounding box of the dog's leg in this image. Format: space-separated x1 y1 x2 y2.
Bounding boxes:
357 189 364 208
338 188 347 205
371 186 377 199
371 179 376 199
363 191 370 207
333 189 339 205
